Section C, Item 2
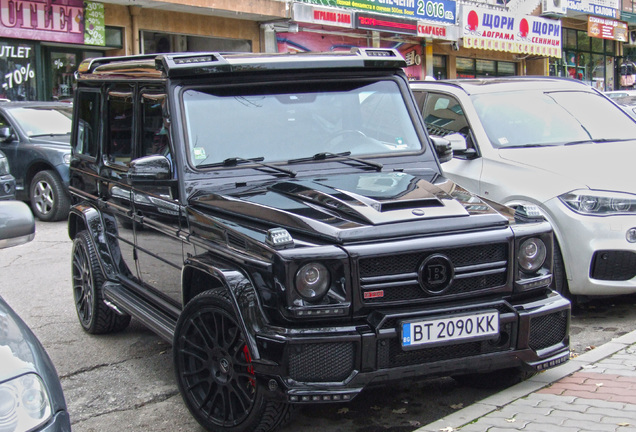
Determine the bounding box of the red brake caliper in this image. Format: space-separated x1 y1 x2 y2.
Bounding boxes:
243 345 256 387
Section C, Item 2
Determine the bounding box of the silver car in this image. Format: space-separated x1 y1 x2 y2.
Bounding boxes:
411 77 636 299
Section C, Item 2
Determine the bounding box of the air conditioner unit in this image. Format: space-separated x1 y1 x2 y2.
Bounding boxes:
541 0 567 16
626 29 636 46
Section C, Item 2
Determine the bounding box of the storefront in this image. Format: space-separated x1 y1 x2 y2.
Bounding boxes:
0 0 123 101
458 5 562 78
547 1 622 91
274 1 460 80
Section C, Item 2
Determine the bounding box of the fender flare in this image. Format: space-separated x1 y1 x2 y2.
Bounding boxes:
68 203 119 280
183 253 271 361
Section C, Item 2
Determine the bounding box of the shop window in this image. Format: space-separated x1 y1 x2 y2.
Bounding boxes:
456 57 476 78
141 31 251 54
107 90 134 167
497 62 516 76
433 55 447 80
105 26 123 49
0 39 37 101
75 91 101 158
476 59 496 77
563 29 577 49
51 52 77 101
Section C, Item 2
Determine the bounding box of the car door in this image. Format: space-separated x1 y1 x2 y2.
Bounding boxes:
415 90 483 195
100 85 140 284
131 89 185 307
0 111 25 191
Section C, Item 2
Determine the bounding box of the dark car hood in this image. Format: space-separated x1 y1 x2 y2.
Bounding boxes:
190 171 509 242
28 134 71 147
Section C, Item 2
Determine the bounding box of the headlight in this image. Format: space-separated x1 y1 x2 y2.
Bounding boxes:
63 153 71 165
0 373 52 432
295 262 330 301
560 190 636 216
518 237 547 274
0 155 9 176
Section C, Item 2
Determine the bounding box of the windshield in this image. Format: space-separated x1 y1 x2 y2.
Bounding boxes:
182 80 423 167
471 90 636 148
9 106 72 137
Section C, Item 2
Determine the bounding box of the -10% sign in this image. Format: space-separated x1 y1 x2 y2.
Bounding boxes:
3 64 35 89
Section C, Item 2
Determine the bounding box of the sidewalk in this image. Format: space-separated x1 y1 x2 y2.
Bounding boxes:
417 330 636 432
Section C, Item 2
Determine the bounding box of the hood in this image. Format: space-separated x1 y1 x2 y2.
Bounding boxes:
499 141 636 193
28 134 71 148
190 171 508 242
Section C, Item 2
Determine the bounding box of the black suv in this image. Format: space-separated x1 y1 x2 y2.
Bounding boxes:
68 49 570 432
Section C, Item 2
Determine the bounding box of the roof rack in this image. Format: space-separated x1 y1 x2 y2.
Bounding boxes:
77 48 407 79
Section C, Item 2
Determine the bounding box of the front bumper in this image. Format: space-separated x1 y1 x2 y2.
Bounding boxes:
545 198 636 296
252 291 570 403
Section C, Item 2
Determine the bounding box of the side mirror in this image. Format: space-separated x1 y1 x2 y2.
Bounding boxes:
444 132 478 160
0 201 35 249
429 135 453 163
0 126 13 142
128 155 172 183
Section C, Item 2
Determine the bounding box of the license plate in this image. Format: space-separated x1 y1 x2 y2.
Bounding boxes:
401 311 499 349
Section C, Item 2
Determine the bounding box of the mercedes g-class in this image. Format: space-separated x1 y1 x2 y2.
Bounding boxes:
68 49 570 432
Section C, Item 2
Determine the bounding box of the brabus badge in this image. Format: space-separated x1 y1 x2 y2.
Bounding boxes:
418 254 454 294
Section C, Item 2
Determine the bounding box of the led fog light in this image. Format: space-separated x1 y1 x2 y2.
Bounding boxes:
627 228 636 243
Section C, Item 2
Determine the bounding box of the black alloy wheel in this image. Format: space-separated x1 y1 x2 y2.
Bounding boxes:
71 230 131 334
174 289 292 432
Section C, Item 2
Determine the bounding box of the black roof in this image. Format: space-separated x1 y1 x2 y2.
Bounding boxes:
77 48 408 80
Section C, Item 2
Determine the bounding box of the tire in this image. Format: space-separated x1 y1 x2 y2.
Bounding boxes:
72 230 131 334
174 289 293 432
30 170 70 222
453 367 536 390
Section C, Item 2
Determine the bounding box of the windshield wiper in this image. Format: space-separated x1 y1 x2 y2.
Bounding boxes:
200 157 296 178
288 151 382 172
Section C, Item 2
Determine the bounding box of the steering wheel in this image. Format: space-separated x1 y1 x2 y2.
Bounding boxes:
325 129 370 151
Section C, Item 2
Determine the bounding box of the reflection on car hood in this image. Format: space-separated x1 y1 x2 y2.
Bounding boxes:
190 171 508 242
28 135 71 147
498 141 636 193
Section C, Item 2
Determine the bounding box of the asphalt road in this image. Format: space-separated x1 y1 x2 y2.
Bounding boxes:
1 220 635 432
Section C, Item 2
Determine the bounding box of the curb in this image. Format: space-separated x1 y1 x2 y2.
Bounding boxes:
415 329 636 432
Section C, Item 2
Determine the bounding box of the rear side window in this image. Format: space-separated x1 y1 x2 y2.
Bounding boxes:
74 91 100 158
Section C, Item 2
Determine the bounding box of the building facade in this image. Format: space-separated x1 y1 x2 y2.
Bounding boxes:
0 0 628 100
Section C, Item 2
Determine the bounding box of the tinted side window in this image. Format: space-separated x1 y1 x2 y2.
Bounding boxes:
141 93 170 158
107 90 134 166
422 93 469 138
74 91 101 158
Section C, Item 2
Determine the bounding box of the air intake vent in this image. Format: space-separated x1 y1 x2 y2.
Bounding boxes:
378 198 442 212
227 232 247 250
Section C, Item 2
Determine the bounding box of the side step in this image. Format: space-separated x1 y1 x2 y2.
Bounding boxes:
103 282 177 343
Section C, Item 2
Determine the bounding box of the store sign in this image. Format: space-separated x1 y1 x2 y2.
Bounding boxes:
297 0 457 25
462 6 561 57
84 2 105 45
417 20 458 40
0 0 104 45
567 0 617 18
292 3 354 27
356 12 418 34
587 16 627 40
0 40 37 100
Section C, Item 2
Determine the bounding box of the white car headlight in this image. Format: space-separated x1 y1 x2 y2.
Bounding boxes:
63 153 71 165
0 155 9 176
559 190 636 216
0 373 52 431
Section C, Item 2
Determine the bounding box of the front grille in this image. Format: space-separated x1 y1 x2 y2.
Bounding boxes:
590 250 636 281
359 243 509 303
529 312 568 351
377 322 513 369
288 342 354 382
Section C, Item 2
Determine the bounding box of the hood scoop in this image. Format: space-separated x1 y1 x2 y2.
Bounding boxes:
376 198 443 212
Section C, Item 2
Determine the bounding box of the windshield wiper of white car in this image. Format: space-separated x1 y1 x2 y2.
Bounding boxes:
563 138 633 146
200 157 297 178
288 151 383 172
498 143 554 149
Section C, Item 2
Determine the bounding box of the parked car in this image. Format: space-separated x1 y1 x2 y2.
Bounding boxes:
604 89 636 100
611 95 636 119
0 200 71 431
67 50 569 432
411 77 636 299
0 102 73 221
0 149 15 200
